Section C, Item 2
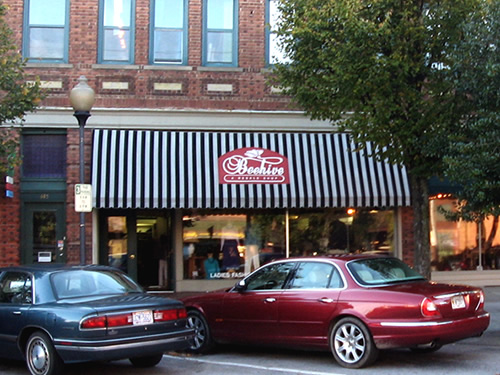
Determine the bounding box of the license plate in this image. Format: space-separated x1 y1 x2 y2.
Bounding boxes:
133 310 153 325
451 295 466 309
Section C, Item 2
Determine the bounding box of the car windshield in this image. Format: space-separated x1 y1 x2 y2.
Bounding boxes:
347 257 426 286
51 269 143 299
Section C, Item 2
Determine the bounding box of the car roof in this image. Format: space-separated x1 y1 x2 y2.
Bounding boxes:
0 264 120 275
272 253 393 264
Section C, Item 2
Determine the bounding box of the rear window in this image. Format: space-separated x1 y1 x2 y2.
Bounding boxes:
347 257 425 286
51 270 143 299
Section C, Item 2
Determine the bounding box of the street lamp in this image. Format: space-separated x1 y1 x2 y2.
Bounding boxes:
70 76 95 265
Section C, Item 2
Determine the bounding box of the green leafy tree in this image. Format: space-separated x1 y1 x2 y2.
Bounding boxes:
443 0 500 222
440 0 500 263
0 3 43 174
272 0 481 277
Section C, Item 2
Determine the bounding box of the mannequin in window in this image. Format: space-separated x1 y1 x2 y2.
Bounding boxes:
220 223 241 271
204 252 220 279
244 219 260 274
156 235 169 287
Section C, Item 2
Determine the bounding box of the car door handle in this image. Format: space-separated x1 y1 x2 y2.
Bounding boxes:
12 311 22 315
264 298 276 303
318 298 334 304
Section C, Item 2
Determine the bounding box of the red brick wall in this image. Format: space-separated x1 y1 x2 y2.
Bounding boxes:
5 0 293 111
0 135 21 268
0 189 21 266
1 0 417 267
66 128 93 265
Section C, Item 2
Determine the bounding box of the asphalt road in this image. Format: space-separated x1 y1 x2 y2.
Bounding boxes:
1 287 499 375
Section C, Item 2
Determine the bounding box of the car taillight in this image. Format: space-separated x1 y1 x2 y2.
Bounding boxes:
81 308 187 329
81 316 107 329
476 291 485 311
178 308 187 319
421 297 441 318
154 308 187 322
107 313 133 327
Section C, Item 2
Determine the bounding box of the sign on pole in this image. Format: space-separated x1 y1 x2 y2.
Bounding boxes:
75 184 92 212
5 176 14 198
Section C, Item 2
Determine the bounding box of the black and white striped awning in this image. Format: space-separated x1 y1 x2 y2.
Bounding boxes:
91 130 411 209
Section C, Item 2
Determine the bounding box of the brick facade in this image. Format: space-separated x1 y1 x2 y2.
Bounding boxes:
0 174 21 266
6 0 291 112
0 0 416 269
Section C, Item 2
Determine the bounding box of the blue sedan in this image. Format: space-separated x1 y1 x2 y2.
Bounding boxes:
0 264 194 375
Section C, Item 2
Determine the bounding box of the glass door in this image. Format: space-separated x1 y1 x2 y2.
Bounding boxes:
99 210 173 289
105 215 138 281
21 203 66 264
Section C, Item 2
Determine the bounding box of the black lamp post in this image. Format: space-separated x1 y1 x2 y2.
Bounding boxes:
70 76 95 265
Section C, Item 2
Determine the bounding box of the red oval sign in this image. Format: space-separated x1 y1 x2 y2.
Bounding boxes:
218 148 290 184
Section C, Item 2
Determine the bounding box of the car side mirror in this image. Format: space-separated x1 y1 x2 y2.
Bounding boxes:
235 280 247 292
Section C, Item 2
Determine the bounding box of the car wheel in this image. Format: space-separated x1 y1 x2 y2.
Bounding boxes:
26 331 63 375
129 353 164 367
186 310 213 353
330 317 378 369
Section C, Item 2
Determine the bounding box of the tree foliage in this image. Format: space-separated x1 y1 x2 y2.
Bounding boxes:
272 0 482 276
0 3 43 174
443 0 500 222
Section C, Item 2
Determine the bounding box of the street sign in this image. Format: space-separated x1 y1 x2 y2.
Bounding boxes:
75 184 92 212
5 175 14 198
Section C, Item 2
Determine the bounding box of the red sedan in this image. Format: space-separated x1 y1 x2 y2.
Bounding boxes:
182 254 490 368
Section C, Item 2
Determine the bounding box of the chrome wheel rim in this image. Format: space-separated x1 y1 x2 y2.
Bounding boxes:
187 315 207 350
334 323 366 364
28 338 49 375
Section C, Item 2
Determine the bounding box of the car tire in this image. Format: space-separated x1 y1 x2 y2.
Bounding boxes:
186 310 214 354
330 317 378 369
26 331 63 375
129 353 164 367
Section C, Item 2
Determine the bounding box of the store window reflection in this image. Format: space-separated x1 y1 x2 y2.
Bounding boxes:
182 209 394 280
430 197 500 271
289 209 394 256
182 214 285 280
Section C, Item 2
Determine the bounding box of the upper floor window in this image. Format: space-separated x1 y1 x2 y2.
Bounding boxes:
98 0 135 64
151 0 188 64
23 0 69 62
266 0 290 65
22 133 66 179
203 0 238 66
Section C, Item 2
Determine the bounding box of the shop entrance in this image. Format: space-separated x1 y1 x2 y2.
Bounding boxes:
21 202 66 264
99 210 174 290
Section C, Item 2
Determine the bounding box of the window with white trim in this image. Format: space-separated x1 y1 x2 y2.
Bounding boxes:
99 0 135 64
23 0 69 62
203 0 238 66
151 0 188 64
266 0 290 65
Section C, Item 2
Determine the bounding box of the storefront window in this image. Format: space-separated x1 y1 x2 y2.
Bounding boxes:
182 213 285 280
289 209 394 256
430 198 500 271
182 209 394 280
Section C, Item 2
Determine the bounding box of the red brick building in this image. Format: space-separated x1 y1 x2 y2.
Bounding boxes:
0 0 421 291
